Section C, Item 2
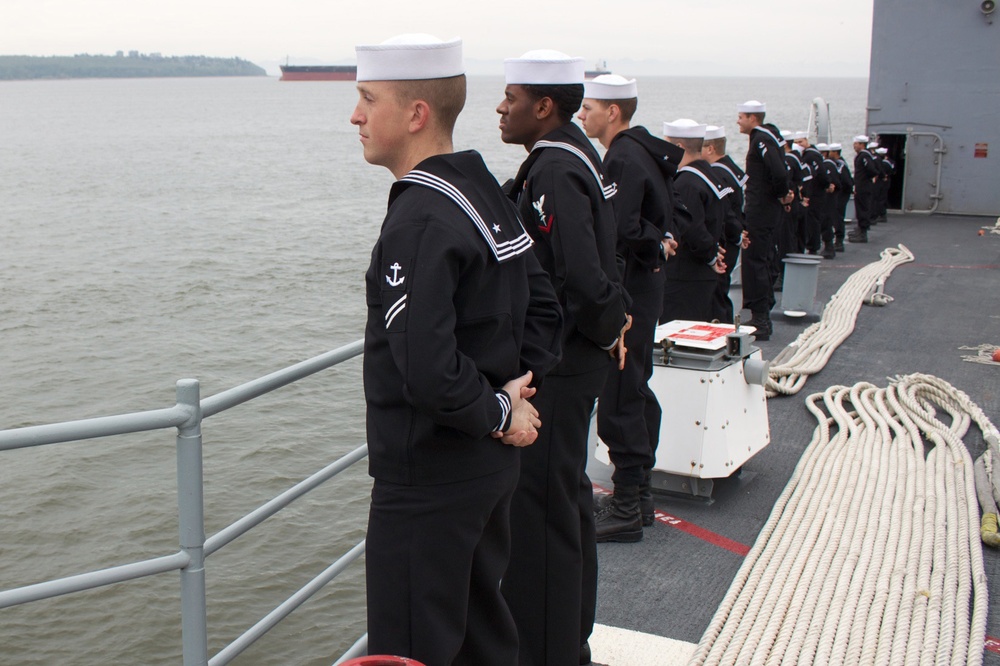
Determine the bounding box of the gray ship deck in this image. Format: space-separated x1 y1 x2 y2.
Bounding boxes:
590 212 1000 663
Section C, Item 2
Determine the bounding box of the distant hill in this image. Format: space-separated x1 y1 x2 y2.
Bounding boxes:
0 53 266 80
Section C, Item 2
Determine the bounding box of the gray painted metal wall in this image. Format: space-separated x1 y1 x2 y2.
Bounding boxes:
868 0 999 216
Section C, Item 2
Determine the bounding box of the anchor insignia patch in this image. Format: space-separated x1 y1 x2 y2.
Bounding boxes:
385 261 405 288
382 257 410 333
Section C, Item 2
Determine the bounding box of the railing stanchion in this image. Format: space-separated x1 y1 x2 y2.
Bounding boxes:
176 379 209 666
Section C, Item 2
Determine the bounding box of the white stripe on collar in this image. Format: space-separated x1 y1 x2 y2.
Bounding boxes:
752 126 783 146
401 170 533 262
710 161 749 188
679 166 734 200
532 140 618 200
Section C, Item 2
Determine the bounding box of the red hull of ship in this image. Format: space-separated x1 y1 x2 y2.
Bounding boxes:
279 70 355 81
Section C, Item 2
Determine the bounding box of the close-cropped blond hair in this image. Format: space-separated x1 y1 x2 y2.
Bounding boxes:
392 74 467 134
591 97 638 122
704 137 727 155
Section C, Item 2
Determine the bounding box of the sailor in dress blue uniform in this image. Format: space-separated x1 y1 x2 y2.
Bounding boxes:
830 142 853 251
736 101 793 340
702 124 748 323
577 74 689 542
354 35 562 666
498 50 630 666
661 119 730 325
849 136 879 243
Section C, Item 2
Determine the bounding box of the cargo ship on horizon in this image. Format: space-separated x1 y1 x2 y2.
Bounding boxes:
279 64 356 81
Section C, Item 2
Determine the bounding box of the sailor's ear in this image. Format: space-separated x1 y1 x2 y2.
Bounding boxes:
534 96 555 121
409 99 431 133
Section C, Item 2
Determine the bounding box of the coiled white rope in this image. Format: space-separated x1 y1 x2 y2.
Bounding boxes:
766 246 916 397
687 373 994 666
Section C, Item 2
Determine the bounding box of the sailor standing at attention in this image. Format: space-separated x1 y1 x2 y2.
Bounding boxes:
781 132 809 256
353 34 563 665
577 74 688 542
795 133 825 256
497 50 630 666
737 100 793 341
661 119 730 325
772 130 802 287
829 142 853 252
874 146 893 223
702 124 749 323
815 142 842 259
849 135 878 243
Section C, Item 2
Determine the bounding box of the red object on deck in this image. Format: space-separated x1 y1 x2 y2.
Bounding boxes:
339 657 426 666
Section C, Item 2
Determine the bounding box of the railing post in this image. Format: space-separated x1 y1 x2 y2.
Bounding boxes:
176 379 208 666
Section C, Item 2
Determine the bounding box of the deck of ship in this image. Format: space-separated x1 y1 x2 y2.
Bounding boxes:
589 212 1000 664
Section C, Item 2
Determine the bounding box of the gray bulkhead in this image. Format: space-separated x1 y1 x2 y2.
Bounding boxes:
867 0 999 216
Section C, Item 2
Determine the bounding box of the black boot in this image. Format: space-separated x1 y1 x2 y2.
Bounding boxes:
820 242 836 259
595 485 643 542
834 238 845 252
847 228 868 243
639 470 655 526
749 313 772 341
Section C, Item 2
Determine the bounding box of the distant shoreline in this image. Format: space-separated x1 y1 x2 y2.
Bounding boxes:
0 53 266 80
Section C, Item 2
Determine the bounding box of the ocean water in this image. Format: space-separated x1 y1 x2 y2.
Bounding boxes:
0 74 866 664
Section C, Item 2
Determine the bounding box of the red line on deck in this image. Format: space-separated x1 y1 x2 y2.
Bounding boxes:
653 511 751 557
985 637 1000 654
593 483 751 556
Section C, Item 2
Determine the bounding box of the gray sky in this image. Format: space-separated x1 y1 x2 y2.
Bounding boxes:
3 0 874 77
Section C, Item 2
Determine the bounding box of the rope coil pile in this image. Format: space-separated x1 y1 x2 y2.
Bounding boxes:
766 246 916 398
688 374 995 666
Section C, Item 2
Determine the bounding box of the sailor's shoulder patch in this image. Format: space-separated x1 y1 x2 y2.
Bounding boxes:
382 258 410 292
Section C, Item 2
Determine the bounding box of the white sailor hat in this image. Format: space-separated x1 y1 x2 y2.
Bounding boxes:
355 34 464 82
816 142 830 151
737 100 766 113
876 147 888 154
663 118 707 139
867 141 879 149
829 142 842 151
853 134 870 143
793 131 810 141
504 49 585 85
583 74 637 100
780 130 793 140
704 125 726 140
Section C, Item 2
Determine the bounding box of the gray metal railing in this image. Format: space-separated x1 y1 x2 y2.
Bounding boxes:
0 338 370 665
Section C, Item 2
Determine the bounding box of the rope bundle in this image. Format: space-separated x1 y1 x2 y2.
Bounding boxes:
979 218 1000 236
959 345 1000 367
766 246 916 397
688 374 995 666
